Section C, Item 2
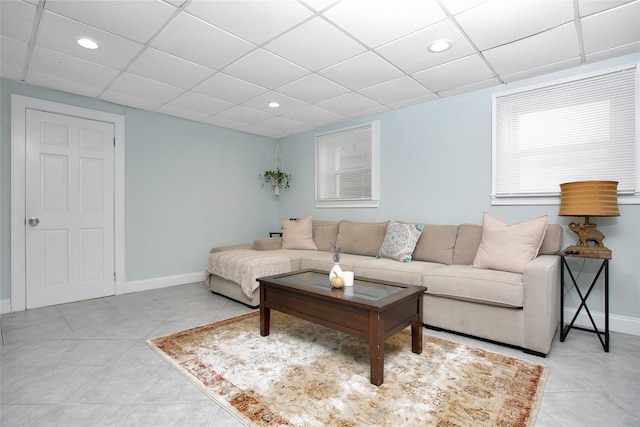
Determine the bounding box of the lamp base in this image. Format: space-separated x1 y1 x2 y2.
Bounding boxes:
566 218 612 255
562 244 612 256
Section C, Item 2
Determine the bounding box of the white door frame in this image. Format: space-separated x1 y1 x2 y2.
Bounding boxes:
10 94 125 312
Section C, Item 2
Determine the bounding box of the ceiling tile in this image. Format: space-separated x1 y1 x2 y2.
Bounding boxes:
0 0 636 138
217 105 274 125
376 19 476 74
192 72 268 104
127 48 215 89
316 92 382 116
152 12 255 70
284 105 347 126
324 0 447 48
437 77 499 97
0 0 36 41
412 54 495 93
438 0 487 15
577 0 634 17
240 124 284 138
387 93 439 109
26 69 104 98
168 91 234 115
38 11 143 69
581 2 640 55
100 90 163 111
319 52 403 91
164 0 186 7
1 36 28 67
483 23 579 76
109 72 184 103
265 17 366 71
347 105 389 119
242 92 309 115
155 104 210 122
29 46 119 86
255 116 308 133
201 115 248 131
498 57 581 83
455 0 574 50
1 63 24 80
223 49 309 89
277 74 350 104
359 76 431 105
300 0 339 12
45 0 177 43
585 43 640 63
186 0 313 45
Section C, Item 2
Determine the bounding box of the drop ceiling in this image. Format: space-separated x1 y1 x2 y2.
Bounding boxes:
1 0 638 138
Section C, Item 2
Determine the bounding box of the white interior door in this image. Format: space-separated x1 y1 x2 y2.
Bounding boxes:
25 109 115 309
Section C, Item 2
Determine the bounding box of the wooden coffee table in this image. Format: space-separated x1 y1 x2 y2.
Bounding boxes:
258 269 425 386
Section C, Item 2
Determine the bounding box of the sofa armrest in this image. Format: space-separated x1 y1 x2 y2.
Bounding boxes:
522 254 561 354
210 244 252 254
253 237 283 251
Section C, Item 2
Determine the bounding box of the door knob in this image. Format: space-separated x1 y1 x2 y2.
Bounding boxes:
28 217 40 226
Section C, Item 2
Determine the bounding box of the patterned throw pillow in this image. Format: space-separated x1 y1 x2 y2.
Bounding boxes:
378 222 423 263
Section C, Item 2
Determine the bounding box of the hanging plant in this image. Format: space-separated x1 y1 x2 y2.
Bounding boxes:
261 169 291 195
262 140 290 195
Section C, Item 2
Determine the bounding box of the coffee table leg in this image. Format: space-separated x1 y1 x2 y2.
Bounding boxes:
411 320 422 354
260 284 270 336
369 312 384 386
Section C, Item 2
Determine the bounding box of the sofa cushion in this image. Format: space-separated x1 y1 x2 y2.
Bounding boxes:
299 252 373 273
281 216 317 250
539 223 562 255
312 220 339 252
423 265 524 308
472 213 548 274
378 222 423 262
336 220 388 257
354 258 442 286
452 224 482 265
411 224 458 265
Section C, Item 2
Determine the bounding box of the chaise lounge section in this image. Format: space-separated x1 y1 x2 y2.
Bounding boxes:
206 215 562 356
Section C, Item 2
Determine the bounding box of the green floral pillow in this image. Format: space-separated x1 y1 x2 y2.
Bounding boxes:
378 222 423 263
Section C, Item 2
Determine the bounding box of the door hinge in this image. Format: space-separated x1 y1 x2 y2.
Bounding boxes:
113 272 116 281
113 137 116 146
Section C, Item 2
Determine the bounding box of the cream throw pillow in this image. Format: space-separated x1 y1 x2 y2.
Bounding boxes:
472 212 548 273
281 215 317 250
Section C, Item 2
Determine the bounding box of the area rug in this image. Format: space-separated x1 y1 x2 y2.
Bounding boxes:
147 311 547 427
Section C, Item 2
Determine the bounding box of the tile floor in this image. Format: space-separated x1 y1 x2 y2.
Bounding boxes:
1 282 639 427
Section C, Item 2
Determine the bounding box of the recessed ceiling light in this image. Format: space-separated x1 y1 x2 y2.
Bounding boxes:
268 102 280 108
427 39 452 53
77 38 99 50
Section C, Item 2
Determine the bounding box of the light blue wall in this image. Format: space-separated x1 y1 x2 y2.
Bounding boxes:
277 53 640 323
2 53 639 323
1 78 279 299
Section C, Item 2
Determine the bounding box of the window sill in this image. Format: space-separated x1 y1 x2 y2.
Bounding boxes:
315 199 380 208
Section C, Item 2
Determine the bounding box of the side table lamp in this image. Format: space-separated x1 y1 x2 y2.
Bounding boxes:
558 180 620 255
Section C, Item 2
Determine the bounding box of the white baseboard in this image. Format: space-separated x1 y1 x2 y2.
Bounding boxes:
564 307 640 337
1 299 11 314
124 272 206 294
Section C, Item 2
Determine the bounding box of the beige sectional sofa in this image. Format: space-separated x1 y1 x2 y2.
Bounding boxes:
206 218 562 356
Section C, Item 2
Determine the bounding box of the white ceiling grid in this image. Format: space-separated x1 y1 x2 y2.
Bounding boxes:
1 0 638 138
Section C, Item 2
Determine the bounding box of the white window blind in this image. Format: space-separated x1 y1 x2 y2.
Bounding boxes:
493 63 637 202
316 121 379 208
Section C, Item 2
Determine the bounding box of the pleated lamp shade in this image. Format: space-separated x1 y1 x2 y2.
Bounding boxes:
559 181 620 217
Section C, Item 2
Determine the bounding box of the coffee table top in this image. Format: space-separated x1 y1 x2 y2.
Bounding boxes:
258 269 425 309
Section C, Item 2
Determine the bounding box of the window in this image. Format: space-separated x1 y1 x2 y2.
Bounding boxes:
315 121 379 208
492 63 638 205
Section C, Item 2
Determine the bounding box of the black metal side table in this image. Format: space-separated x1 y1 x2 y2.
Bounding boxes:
560 251 610 352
